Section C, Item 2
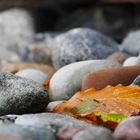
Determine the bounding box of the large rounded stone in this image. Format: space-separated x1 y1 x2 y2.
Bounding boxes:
0 124 56 140
0 72 48 115
52 28 119 69
122 30 140 55
49 60 121 101
15 113 93 130
82 65 140 90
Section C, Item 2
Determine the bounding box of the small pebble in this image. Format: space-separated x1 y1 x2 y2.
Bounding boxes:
46 101 66 112
16 69 48 86
123 57 140 66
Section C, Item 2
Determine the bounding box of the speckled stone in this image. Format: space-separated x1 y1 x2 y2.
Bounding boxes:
0 72 48 115
52 28 119 69
50 60 121 101
82 66 140 90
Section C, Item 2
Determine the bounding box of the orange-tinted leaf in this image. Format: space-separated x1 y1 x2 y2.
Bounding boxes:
52 84 140 128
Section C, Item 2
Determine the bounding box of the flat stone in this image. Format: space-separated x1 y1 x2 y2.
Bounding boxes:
15 113 93 130
0 124 56 140
82 65 140 90
52 28 119 69
49 60 121 101
0 72 48 115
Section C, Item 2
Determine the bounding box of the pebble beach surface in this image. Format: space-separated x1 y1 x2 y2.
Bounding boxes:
0 6 139 140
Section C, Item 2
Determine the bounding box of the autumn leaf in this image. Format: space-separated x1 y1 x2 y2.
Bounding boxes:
52 84 140 128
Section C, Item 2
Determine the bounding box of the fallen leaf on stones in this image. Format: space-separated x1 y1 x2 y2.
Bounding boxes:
52 84 140 129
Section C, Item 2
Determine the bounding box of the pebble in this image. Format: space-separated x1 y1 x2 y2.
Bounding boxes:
107 52 130 64
15 113 93 130
122 30 140 55
49 60 121 101
73 127 114 140
0 124 56 140
132 74 140 86
123 57 140 66
114 116 140 140
0 61 55 79
16 69 48 86
52 28 119 69
0 72 48 115
82 65 140 90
